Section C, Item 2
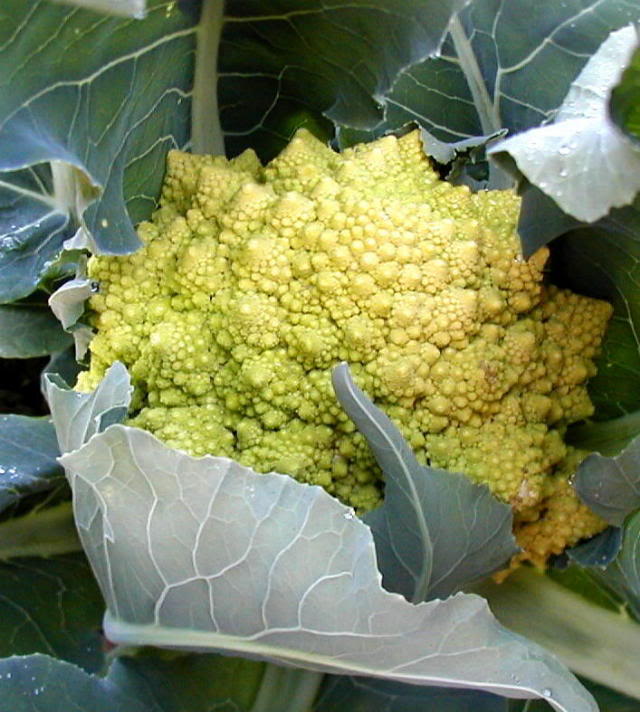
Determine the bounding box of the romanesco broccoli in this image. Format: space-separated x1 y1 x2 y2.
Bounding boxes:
77 129 613 567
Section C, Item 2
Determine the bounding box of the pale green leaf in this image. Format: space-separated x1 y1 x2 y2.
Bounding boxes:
489 25 640 222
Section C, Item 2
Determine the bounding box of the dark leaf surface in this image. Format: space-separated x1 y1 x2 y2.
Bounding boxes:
0 555 104 672
0 302 72 358
0 415 66 515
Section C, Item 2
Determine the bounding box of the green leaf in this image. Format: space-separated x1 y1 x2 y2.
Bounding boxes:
45 362 132 453
516 182 582 259
49 367 595 711
383 0 640 143
0 652 263 712
546 565 625 614
41 348 85 394
610 41 640 146
0 554 103 671
574 436 640 526
0 0 196 302
62 426 595 711
0 415 66 516
0 302 72 358
567 411 640 456
490 25 640 223
315 676 509 712
566 527 623 569
218 0 470 160
595 509 640 620
331 363 518 603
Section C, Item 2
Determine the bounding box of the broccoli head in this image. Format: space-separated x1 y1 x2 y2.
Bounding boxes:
78 129 613 567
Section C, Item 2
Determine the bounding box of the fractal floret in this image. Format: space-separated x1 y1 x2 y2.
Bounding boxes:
78 129 613 567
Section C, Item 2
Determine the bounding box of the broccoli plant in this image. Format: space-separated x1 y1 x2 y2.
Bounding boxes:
1 1 640 711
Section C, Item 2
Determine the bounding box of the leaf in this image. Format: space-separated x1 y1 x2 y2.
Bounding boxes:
574 435 640 526
331 363 518 603
315 676 509 712
516 182 582 259
610 40 640 145
0 164 73 304
218 0 471 160
0 0 195 302
566 411 640 457
0 302 72 358
382 0 640 143
55 425 596 711
0 554 104 672
566 527 623 569
44 361 132 453
489 25 640 223
546 565 625 614
593 509 640 620
0 652 261 712
41 348 85 395
0 415 66 516
48 279 94 331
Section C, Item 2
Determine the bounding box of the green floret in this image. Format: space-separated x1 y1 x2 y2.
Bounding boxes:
78 129 613 567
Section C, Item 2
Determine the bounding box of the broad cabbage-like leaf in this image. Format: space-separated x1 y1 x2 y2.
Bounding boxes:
475 567 640 700
219 0 640 164
0 0 195 302
218 0 471 160
566 528 624 569
48 366 596 711
574 435 640 526
331 363 518 603
489 24 640 222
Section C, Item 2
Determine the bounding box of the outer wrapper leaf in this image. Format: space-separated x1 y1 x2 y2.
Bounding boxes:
47 366 597 711
57 424 594 711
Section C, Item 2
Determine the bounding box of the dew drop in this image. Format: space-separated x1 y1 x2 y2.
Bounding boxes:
543 688 552 698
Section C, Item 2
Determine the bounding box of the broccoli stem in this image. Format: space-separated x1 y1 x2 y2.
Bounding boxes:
0 501 81 560
250 662 324 712
191 0 225 155
473 567 640 700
